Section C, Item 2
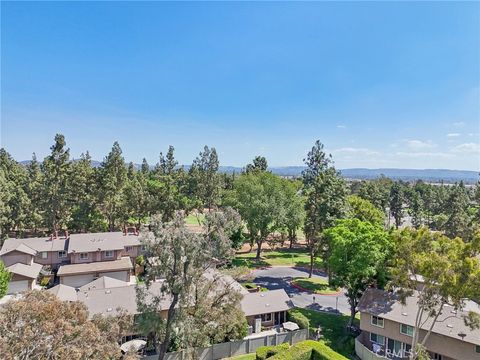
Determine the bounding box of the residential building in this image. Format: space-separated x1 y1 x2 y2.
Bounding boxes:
6 262 42 294
356 288 480 360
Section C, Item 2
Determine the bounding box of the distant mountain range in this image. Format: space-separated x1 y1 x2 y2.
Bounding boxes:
20 160 478 184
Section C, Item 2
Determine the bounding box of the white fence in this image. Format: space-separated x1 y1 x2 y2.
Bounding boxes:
355 337 384 360
144 329 309 360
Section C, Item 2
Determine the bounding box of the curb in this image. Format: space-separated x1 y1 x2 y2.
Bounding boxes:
288 280 343 297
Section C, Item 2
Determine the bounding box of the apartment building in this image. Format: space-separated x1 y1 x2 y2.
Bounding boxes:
356 288 480 360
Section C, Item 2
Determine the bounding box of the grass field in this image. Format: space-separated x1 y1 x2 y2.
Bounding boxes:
233 248 322 269
289 308 357 359
185 213 205 225
291 277 339 295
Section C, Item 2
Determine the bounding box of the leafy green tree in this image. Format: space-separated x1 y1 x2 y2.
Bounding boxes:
24 153 44 233
0 167 11 241
302 140 348 277
141 158 150 175
347 195 384 227
245 156 268 173
189 146 222 211
357 176 392 214
123 168 150 227
98 142 127 231
326 219 392 325
388 182 404 228
0 262 11 299
390 227 480 359
442 182 471 239
281 180 305 248
41 134 72 233
227 171 286 259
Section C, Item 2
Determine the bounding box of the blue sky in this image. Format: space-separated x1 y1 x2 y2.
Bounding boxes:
1 1 479 170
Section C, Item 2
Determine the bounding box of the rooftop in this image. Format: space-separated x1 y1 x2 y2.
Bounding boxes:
7 262 43 279
68 232 140 253
240 289 293 317
47 284 78 302
358 288 480 346
57 257 133 276
1 236 67 255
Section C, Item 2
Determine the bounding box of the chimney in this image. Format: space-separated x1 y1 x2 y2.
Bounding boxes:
49 233 53 241
54 230 59 239
123 226 127 236
64 230 69 239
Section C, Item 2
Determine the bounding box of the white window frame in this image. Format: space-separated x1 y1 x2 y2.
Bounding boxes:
371 315 384 328
370 332 385 345
400 324 414 337
58 250 67 259
40 251 48 259
104 250 114 258
79 252 89 260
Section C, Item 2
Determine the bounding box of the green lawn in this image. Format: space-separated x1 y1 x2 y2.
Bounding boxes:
289 308 357 359
232 248 322 269
291 277 339 295
224 354 255 360
185 213 205 225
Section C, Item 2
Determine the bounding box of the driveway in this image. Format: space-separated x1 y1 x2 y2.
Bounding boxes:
251 267 350 315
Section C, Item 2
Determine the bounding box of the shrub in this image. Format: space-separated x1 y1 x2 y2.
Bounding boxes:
39 277 50 287
269 340 348 360
287 310 310 330
135 255 145 266
256 343 290 360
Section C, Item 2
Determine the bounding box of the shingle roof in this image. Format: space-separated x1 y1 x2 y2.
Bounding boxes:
77 281 171 318
358 288 480 346
2 243 37 256
57 257 133 276
241 289 293 316
7 262 42 279
67 232 140 253
79 276 129 291
0 237 68 255
47 284 78 302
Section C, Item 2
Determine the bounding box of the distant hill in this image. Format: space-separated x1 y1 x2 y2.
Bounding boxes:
19 160 478 184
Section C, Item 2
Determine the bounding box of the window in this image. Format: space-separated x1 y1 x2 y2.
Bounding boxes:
141 245 146 251
104 250 114 258
370 332 385 345
58 250 67 258
40 251 48 259
79 253 89 260
371 315 384 328
400 324 414 337
431 354 443 360
261 313 272 322
125 246 133 252
476 345 480 354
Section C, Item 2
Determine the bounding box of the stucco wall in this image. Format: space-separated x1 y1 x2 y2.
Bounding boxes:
1 251 33 267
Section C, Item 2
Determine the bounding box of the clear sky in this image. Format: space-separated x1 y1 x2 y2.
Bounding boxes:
1 1 479 170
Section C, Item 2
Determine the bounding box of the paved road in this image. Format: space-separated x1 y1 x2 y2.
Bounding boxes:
251 267 350 315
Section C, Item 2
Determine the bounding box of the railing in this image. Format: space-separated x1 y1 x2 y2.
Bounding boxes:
355 337 385 360
143 328 309 360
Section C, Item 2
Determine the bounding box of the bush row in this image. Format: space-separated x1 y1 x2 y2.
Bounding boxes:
286 310 310 330
255 340 348 360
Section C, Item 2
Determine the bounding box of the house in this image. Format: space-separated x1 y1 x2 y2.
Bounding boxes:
0 235 69 268
241 289 293 334
57 257 133 288
356 288 480 360
47 284 78 302
6 262 42 294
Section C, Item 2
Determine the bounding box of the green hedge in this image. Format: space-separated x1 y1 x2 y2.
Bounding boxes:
269 340 348 360
256 343 290 360
286 310 310 330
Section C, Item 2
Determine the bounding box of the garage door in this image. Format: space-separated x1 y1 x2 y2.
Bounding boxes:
8 280 29 294
62 274 95 288
99 271 128 282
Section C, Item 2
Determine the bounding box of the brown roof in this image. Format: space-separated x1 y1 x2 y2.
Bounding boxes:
1 237 67 255
68 232 140 253
241 289 293 316
7 262 42 279
358 288 480 346
79 276 129 291
57 257 132 276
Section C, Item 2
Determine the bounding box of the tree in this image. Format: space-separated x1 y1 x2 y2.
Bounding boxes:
326 219 392 326
357 176 392 214
189 146 222 211
41 134 72 233
389 182 404 228
124 168 150 227
0 291 127 359
302 140 348 277
137 211 245 360
347 195 384 227
442 182 471 239
281 180 305 248
389 227 480 359
226 171 287 259
0 262 11 299
98 142 127 231
245 156 268 173
25 153 44 233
